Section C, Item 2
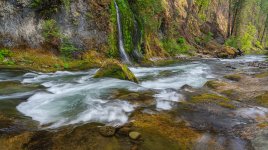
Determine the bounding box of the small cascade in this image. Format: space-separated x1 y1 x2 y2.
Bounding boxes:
114 1 131 64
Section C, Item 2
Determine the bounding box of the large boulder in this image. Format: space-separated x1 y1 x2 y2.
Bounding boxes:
94 59 139 83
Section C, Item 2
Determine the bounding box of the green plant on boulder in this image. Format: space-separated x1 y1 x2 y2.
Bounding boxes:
94 59 138 83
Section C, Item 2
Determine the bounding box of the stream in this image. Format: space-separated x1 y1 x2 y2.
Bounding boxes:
0 55 268 149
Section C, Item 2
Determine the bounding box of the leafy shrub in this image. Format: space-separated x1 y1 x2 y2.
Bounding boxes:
194 37 202 45
0 48 12 62
225 36 239 48
162 37 190 55
42 19 61 41
203 32 214 43
255 40 263 49
60 38 78 57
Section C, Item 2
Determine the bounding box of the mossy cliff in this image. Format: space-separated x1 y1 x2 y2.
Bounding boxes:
0 0 241 66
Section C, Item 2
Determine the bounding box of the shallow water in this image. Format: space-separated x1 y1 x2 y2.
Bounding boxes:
0 55 267 128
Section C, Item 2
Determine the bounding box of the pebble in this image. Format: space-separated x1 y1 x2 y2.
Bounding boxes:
129 131 141 140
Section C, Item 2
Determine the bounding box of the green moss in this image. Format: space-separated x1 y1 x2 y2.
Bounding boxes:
258 122 268 128
94 59 138 83
108 1 119 58
0 48 13 65
205 80 226 89
255 72 268 78
116 0 135 53
190 93 236 109
132 113 200 150
256 92 268 107
221 89 237 97
162 38 190 55
224 74 242 81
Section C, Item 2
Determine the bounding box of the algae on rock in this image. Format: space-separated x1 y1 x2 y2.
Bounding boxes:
94 59 138 83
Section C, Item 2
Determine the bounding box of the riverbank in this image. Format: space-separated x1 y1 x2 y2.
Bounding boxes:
0 46 254 73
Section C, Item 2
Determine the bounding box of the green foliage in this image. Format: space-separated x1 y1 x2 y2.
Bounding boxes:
42 19 61 41
129 0 164 32
203 32 214 43
60 38 78 57
0 49 14 65
255 40 263 49
239 24 257 53
107 1 119 58
62 0 71 13
116 0 135 53
225 36 239 48
0 48 12 59
198 14 207 21
162 37 190 55
195 0 211 21
195 0 211 10
63 63 70 69
194 37 202 44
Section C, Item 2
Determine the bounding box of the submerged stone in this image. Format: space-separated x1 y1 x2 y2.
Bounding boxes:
94 59 138 83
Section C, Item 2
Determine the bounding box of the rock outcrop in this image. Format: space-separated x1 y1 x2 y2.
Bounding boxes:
94 59 138 83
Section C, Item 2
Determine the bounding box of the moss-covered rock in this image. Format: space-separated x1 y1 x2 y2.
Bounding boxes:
224 74 242 81
99 126 116 137
205 80 226 89
255 72 268 78
190 93 236 109
94 59 138 83
255 92 268 107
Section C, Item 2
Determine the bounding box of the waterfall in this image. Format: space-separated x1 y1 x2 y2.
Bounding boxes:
114 1 131 64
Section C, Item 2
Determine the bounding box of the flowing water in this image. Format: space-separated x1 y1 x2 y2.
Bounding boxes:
0 55 267 149
114 1 131 64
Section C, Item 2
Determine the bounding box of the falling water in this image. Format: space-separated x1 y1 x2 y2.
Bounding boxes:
114 1 131 64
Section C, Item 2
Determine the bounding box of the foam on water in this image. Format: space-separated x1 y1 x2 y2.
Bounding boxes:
17 78 139 128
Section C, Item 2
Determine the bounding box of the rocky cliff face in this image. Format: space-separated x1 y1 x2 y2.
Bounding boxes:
0 0 231 59
0 0 111 51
